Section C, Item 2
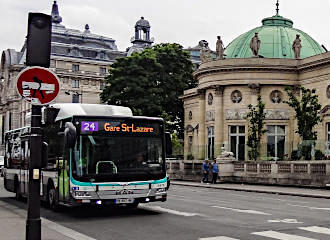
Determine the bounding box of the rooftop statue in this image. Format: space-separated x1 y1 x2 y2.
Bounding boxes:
200 41 213 63
216 36 225 60
250 32 261 57
292 34 302 59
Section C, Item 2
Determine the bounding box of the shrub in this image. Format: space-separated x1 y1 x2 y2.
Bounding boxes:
187 154 194 160
315 149 324 160
291 150 300 160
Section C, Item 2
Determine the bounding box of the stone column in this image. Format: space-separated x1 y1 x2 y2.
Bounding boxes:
197 89 206 159
214 86 224 157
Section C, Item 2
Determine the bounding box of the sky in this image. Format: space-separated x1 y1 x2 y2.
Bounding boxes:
0 0 329 53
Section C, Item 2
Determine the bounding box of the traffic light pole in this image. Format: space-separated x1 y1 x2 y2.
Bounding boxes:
26 105 42 240
25 12 51 240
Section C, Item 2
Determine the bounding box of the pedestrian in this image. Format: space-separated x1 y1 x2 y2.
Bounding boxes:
201 159 210 183
211 159 219 184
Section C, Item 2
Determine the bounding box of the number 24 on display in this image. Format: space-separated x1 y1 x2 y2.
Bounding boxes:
81 121 99 132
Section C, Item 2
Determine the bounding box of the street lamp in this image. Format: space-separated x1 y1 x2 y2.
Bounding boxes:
65 90 83 103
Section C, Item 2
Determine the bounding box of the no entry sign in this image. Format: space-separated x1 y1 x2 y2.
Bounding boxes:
16 66 60 105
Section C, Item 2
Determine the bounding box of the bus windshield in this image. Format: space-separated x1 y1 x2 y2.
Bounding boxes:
71 119 165 182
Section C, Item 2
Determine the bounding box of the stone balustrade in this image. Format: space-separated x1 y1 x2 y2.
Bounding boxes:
166 160 330 187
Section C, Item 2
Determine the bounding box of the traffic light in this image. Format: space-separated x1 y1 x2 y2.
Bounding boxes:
26 13 52 68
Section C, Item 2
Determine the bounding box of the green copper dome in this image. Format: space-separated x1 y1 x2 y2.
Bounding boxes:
224 14 325 59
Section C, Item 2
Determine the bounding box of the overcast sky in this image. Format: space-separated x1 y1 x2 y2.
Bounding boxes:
0 0 329 53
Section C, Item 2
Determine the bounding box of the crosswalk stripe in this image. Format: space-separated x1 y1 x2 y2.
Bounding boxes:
251 230 317 240
211 206 271 215
299 226 330 235
199 237 239 240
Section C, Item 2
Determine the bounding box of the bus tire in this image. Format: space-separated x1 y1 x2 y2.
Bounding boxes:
47 185 59 211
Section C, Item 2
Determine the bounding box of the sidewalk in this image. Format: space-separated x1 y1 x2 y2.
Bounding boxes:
0 200 77 240
171 180 330 199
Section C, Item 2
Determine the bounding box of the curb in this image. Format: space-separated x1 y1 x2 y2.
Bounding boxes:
171 181 330 199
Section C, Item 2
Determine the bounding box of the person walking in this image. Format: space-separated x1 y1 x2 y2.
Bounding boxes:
201 159 210 183
211 159 219 184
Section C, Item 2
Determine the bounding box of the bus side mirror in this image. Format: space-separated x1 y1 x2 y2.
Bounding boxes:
64 122 77 149
165 132 172 156
41 142 48 168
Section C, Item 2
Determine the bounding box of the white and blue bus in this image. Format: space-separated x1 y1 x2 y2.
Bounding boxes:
3 103 171 209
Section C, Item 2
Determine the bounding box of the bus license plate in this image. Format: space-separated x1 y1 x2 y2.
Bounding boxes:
116 198 134 204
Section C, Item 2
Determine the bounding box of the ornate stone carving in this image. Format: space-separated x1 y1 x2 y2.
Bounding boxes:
326 86 330 99
208 93 213 105
270 90 282 103
206 110 215 122
226 109 248 120
265 109 289 120
292 34 302 59
216 36 225 60
248 83 260 95
185 124 194 133
215 86 224 96
188 111 193 120
250 32 261 57
231 90 242 103
198 89 206 100
226 109 289 120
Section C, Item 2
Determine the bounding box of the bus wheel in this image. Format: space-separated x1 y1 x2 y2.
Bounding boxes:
47 187 59 211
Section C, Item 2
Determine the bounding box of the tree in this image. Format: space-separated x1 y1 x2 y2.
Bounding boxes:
100 43 196 138
284 86 322 160
246 95 267 161
284 86 322 141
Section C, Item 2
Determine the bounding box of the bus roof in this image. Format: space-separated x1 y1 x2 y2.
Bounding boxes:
51 103 133 121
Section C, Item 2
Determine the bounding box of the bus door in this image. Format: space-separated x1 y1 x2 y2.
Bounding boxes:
58 158 70 202
21 140 29 196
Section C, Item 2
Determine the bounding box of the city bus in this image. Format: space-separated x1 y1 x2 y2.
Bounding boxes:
3 103 171 209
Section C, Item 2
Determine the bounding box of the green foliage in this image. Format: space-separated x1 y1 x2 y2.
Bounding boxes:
290 149 300 160
315 149 324 160
171 132 183 157
246 96 267 161
100 43 196 138
187 154 194 160
284 86 322 141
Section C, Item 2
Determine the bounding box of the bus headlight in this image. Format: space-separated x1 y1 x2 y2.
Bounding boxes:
74 191 92 198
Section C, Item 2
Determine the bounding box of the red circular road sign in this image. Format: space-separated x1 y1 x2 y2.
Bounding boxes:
16 66 61 105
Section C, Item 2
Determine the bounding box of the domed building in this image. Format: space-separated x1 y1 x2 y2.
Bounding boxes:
127 16 154 56
182 8 330 161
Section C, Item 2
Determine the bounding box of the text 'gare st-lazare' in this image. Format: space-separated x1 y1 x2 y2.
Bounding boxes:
183 2 329 161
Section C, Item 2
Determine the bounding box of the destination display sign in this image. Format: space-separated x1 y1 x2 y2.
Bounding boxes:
79 119 160 136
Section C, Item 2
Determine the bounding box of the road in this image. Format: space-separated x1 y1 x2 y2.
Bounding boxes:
1 178 330 240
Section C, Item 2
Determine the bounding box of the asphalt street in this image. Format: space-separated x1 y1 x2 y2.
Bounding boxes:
1 178 330 240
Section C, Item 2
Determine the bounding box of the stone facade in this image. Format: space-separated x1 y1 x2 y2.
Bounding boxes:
183 53 330 160
0 2 130 155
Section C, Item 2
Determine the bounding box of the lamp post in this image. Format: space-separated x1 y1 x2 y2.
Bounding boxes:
65 90 83 103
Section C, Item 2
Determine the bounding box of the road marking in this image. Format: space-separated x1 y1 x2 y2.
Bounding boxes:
268 219 303 224
199 236 239 240
251 230 317 240
299 226 330 235
168 194 186 198
140 205 202 217
211 206 271 215
288 204 330 211
41 217 97 240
